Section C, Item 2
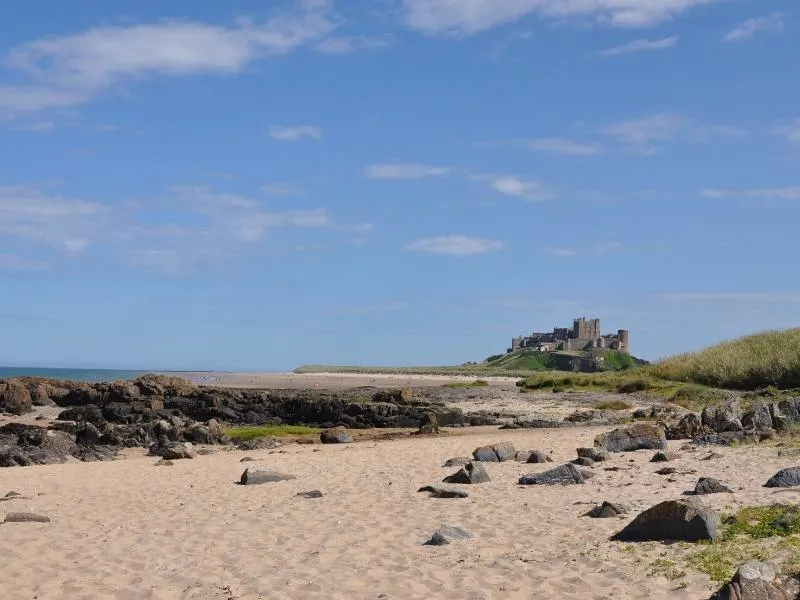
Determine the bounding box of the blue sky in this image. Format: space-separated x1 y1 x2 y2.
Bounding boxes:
0 0 798 370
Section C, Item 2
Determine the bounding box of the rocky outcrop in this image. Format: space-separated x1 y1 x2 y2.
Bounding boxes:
148 441 197 460
594 424 667 453
764 467 800 488
711 561 795 600
702 400 743 433
519 463 585 486
443 462 491 485
577 447 609 462
742 401 774 431
0 381 32 415
0 424 80 467
611 498 720 542
664 413 706 440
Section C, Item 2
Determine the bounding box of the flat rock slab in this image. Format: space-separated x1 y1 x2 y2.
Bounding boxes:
424 525 472 546
443 462 491 485
417 486 469 499
584 501 629 519
611 498 720 542
765 467 800 488
692 477 732 495
595 423 667 453
240 468 297 485
443 457 471 468
4 512 50 523
297 490 324 499
519 463 585 486
472 442 515 463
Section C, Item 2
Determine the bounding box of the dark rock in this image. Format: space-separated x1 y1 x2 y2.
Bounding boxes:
240 457 257 463
665 412 706 440
611 498 720 542
519 463 585 486
500 419 565 429
0 380 33 415
417 486 469 499
148 442 197 460
75 422 101 446
765 467 800 488
577 447 609 462
656 467 677 475
695 431 774 446
57 405 106 426
702 452 725 461
526 450 553 464
418 413 439 435
594 423 667 453
236 437 281 451
634 405 685 420
4 491 22 498
584 501 629 519
320 427 353 444
443 462 491 484
742 401 775 431
711 561 793 600
472 442 516 463
692 477 733 495
0 424 78 467
424 525 472 546
650 451 676 463
442 457 472 468
571 457 595 467
155 459 174 466
240 467 297 485
297 490 324 499
3 512 50 523
702 400 743 433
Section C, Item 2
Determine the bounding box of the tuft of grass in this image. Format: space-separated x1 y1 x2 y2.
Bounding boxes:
225 425 321 442
616 379 650 394
444 379 490 389
649 558 687 581
594 399 634 410
723 505 800 539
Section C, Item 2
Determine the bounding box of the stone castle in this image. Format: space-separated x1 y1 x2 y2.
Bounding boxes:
509 317 629 354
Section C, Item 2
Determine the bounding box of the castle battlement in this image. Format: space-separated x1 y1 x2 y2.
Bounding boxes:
508 317 629 354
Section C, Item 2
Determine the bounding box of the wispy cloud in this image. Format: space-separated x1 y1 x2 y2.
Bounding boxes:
316 34 394 54
656 292 800 304
260 182 303 195
0 1 335 113
543 247 579 257
0 254 49 271
599 35 678 56
406 235 503 256
267 125 323 141
482 137 600 156
597 112 746 152
724 12 784 42
401 0 724 35
702 187 800 200
364 162 452 180
490 176 551 201
10 121 57 133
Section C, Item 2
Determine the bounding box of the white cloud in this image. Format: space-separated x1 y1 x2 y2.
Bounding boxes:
10 121 57 133
402 0 723 35
316 34 394 54
0 1 335 113
599 35 678 56
543 247 579 257
0 254 49 271
267 125 323 141
598 112 746 151
724 12 784 42
524 137 601 155
0 185 108 253
491 176 551 200
364 162 452 179
406 235 503 255
702 187 800 200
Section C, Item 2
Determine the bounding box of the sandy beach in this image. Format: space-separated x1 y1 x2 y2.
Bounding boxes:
2 423 797 600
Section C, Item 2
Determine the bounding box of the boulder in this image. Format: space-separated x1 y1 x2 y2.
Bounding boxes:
594 423 667 453
75 422 101 447
577 447 609 462
0 381 32 415
656 467 677 475
584 501 629 519
650 451 677 463
611 498 720 542
764 467 800 488
472 442 515 463
692 477 733 495
443 457 472 468
666 413 705 440
418 413 439 435
239 468 297 485
711 561 793 600
519 463 585 486
443 462 491 485
417 486 469 499
702 400 743 433
424 525 472 546
320 427 353 444
526 450 553 464
742 401 775 431
3 512 50 523
57 405 106 426
148 442 197 460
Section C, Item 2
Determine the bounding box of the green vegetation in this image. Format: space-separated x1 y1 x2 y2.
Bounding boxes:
651 328 800 390
444 379 490 389
225 425 321 442
686 504 800 582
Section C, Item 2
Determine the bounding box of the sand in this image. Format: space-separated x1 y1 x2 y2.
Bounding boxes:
3 426 800 600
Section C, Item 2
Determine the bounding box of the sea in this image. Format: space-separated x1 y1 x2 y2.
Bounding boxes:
0 367 152 383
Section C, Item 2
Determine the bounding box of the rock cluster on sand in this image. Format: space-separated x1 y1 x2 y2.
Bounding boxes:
584 501 629 519
712 561 797 600
611 498 719 542
443 462 491 484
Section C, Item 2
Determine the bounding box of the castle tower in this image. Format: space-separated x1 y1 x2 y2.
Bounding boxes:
617 329 629 353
